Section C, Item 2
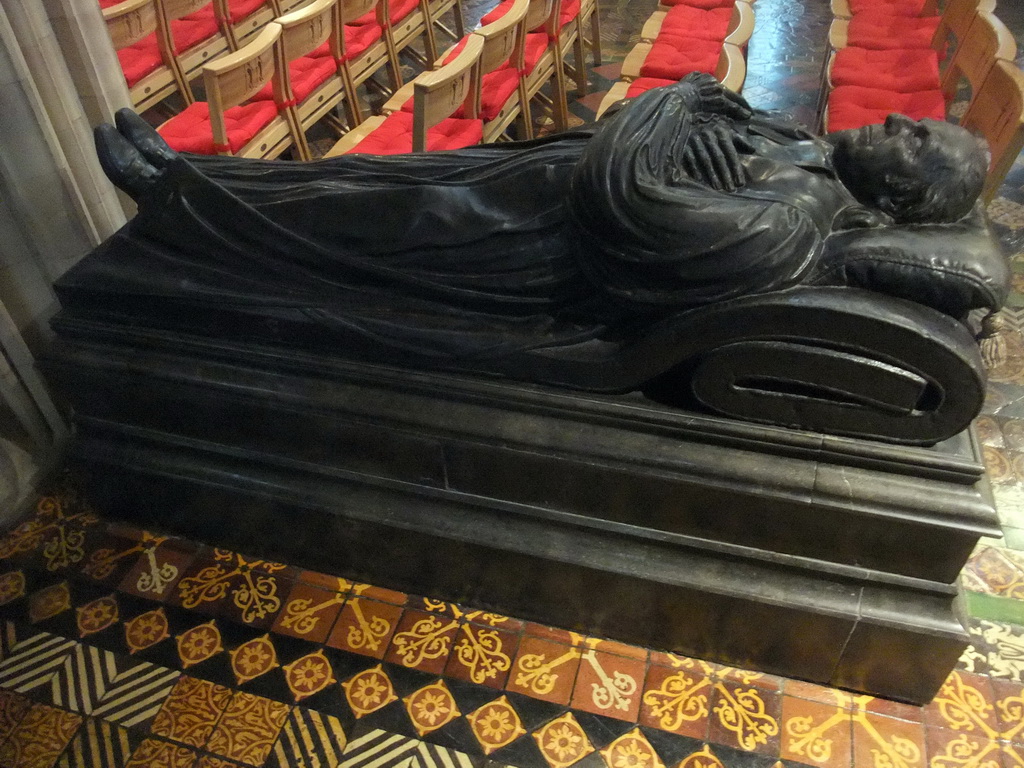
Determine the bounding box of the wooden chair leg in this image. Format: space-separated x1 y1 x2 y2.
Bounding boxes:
572 22 588 96
518 81 534 139
422 16 439 64
590 5 602 66
341 67 364 126
285 107 312 161
551 50 569 130
452 0 465 38
384 30 405 90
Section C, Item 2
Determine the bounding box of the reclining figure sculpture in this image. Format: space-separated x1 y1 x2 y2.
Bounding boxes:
79 73 1008 445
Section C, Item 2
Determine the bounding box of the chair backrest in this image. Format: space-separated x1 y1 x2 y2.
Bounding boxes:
933 0 995 50
104 0 159 49
524 0 554 32
203 22 285 151
160 0 214 22
724 0 755 47
961 59 1024 203
276 0 337 60
412 31 482 150
538 0 563 38
941 11 1016 98
475 0 528 73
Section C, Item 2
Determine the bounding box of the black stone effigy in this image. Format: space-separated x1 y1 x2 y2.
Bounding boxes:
42 314 1000 704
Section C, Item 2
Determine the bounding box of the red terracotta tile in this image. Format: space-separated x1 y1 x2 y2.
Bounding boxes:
925 725 1003 768
297 570 354 592
524 622 585 646
126 738 198 768
205 691 290 765
783 678 857 709
1003 743 1024 766
171 550 292 628
0 702 79 768
992 677 1024 744
151 676 233 746
570 647 645 721
0 691 32 743
649 651 721 676
350 582 408 605
717 664 783 693
707 678 782 755
582 636 649 663
445 622 518 689
462 608 524 632
852 712 925 768
409 596 460 616
858 693 926 724
639 662 712 739
506 635 582 706
326 597 402 658
385 609 460 674
118 538 194 601
923 670 998 736
779 695 852 768
271 581 346 643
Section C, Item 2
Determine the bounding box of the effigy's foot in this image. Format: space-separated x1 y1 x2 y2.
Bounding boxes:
94 110 178 200
114 109 177 169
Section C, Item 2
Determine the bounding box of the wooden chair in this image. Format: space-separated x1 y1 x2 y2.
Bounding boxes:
324 32 483 154
597 42 745 118
827 0 990 51
104 0 192 111
830 0 937 19
160 0 233 88
640 0 755 48
388 0 530 142
267 0 356 160
823 10 1015 133
961 60 1024 203
427 0 466 47
157 23 298 157
214 0 281 50
479 0 578 130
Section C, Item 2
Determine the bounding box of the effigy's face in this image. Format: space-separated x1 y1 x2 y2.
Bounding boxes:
833 115 977 187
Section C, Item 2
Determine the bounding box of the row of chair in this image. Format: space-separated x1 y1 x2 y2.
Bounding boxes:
595 0 753 118
818 0 1023 203
103 0 462 115
324 0 592 153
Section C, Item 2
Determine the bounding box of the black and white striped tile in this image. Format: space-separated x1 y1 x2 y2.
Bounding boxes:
269 707 349 767
340 729 476 768
49 644 180 727
56 717 136 768
0 623 77 693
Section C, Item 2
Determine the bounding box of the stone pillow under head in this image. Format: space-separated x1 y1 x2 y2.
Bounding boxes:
812 204 1009 319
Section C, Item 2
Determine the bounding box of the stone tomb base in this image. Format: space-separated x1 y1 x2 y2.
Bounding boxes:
42 323 1002 704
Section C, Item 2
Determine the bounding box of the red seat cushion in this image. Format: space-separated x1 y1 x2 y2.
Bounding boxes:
639 37 722 79
624 77 676 98
158 100 279 154
518 32 550 75
658 5 732 42
845 13 940 49
827 85 945 131
352 0 416 24
227 0 265 23
848 0 930 16
830 46 940 92
347 111 483 153
659 0 736 9
118 33 164 87
170 7 220 53
253 55 337 102
481 0 577 31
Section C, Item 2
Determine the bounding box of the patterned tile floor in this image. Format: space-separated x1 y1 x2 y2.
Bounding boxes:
9 0 1024 765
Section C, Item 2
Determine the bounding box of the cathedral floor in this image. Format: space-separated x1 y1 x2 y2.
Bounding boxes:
4 0 1024 765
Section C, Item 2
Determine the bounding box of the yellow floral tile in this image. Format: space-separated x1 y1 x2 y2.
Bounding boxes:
403 680 461 736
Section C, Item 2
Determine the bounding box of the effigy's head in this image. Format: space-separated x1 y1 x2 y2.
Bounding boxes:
830 114 987 224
